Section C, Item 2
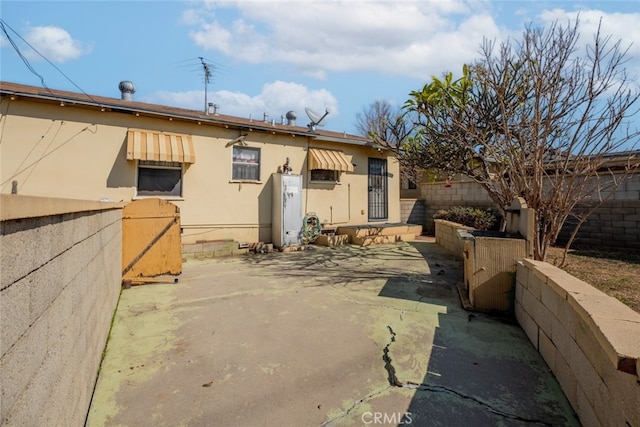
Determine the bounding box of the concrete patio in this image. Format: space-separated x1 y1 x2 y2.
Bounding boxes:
86 239 579 426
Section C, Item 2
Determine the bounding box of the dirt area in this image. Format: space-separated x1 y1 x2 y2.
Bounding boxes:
547 246 640 314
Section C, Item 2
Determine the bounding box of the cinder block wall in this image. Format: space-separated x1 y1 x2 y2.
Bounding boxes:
557 200 640 249
515 259 640 427
422 174 640 248
400 198 425 230
434 219 473 258
0 195 123 426
421 180 494 234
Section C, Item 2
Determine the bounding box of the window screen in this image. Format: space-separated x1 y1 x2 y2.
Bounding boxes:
137 161 182 197
232 146 260 181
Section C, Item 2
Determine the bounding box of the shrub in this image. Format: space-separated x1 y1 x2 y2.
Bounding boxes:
433 206 497 230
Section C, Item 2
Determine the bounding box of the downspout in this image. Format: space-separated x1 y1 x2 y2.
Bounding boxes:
348 182 351 222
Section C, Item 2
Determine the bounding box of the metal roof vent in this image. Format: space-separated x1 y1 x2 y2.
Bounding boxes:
118 81 136 101
286 111 297 126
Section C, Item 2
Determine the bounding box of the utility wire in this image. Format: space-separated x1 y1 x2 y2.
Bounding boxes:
0 20 49 90
0 18 100 104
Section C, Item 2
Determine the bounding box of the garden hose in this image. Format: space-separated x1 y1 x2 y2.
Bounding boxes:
302 212 322 243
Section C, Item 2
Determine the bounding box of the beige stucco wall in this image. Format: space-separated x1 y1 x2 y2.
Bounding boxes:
1 98 400 244
515 259 640 427
0 195 123 426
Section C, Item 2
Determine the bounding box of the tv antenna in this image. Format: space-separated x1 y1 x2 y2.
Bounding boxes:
305 107 330 132
199 56 213 113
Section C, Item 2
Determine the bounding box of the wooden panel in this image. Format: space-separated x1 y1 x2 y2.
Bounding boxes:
122 198 182 282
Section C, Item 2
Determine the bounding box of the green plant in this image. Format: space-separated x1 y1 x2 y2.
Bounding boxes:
433 206 496 230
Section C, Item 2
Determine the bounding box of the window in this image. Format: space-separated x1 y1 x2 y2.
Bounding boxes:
311 169 340 182
401 178 417 190
137 160 182 197
232 146 260 181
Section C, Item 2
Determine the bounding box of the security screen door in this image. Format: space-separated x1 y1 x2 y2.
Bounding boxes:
368 158 388 221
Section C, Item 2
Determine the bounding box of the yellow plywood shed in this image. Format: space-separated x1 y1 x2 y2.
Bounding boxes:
122 198 182 283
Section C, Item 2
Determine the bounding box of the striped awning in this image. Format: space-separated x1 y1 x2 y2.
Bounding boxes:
308 148 354 172
126 129 196 164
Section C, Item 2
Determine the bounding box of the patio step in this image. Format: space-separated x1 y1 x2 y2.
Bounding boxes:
337 223 422 238
330 223 422 246
350 233 417 246
314 234 350 246
182 239 256 259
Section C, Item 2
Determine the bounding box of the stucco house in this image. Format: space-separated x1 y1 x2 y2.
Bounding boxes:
0 81 402 245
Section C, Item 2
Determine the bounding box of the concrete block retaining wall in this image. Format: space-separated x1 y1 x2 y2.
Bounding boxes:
434 218 640 425
515 259 640 427
0 195 123 426
434 219 473 258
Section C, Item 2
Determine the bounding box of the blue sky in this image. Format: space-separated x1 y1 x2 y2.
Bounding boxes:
1 0 639 136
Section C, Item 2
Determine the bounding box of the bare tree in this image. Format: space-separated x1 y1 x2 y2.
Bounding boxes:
401 18 640 262
355 100 421 183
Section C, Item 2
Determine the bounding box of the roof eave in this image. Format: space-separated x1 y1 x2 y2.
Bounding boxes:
0 83 374 146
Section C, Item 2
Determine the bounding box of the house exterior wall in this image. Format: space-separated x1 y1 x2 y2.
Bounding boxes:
0 97 400 245
0 195 123 426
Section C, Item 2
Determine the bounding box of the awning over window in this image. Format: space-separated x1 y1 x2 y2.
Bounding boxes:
308 148 354 172
126 129 196 164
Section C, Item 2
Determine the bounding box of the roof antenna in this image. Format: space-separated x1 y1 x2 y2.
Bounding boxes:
305 107 330 133
199 57 212 114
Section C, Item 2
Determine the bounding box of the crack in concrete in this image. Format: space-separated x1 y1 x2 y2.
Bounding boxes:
319 325 556 427
317 385 394 427
402 382 556 426
382 326 555 426
382 325 403 387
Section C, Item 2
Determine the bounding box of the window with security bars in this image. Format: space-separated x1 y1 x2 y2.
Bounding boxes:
232 146 260 181
137 160 182 197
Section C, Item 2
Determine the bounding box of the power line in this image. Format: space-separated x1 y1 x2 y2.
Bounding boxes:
0 18 99 104
0 20 49 90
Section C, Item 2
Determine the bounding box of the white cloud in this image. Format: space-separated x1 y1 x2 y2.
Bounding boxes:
185 1 501 80
143 80 338 124
170 1 640 131
537 9 640 85
23 25 90 63
538 9 640 51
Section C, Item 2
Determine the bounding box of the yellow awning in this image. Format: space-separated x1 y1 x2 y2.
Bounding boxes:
126 129 196 164
308 148 354 172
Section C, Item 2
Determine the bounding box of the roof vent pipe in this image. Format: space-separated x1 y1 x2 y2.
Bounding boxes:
118 81 136 101
263 112 269 122
286 110 297 126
